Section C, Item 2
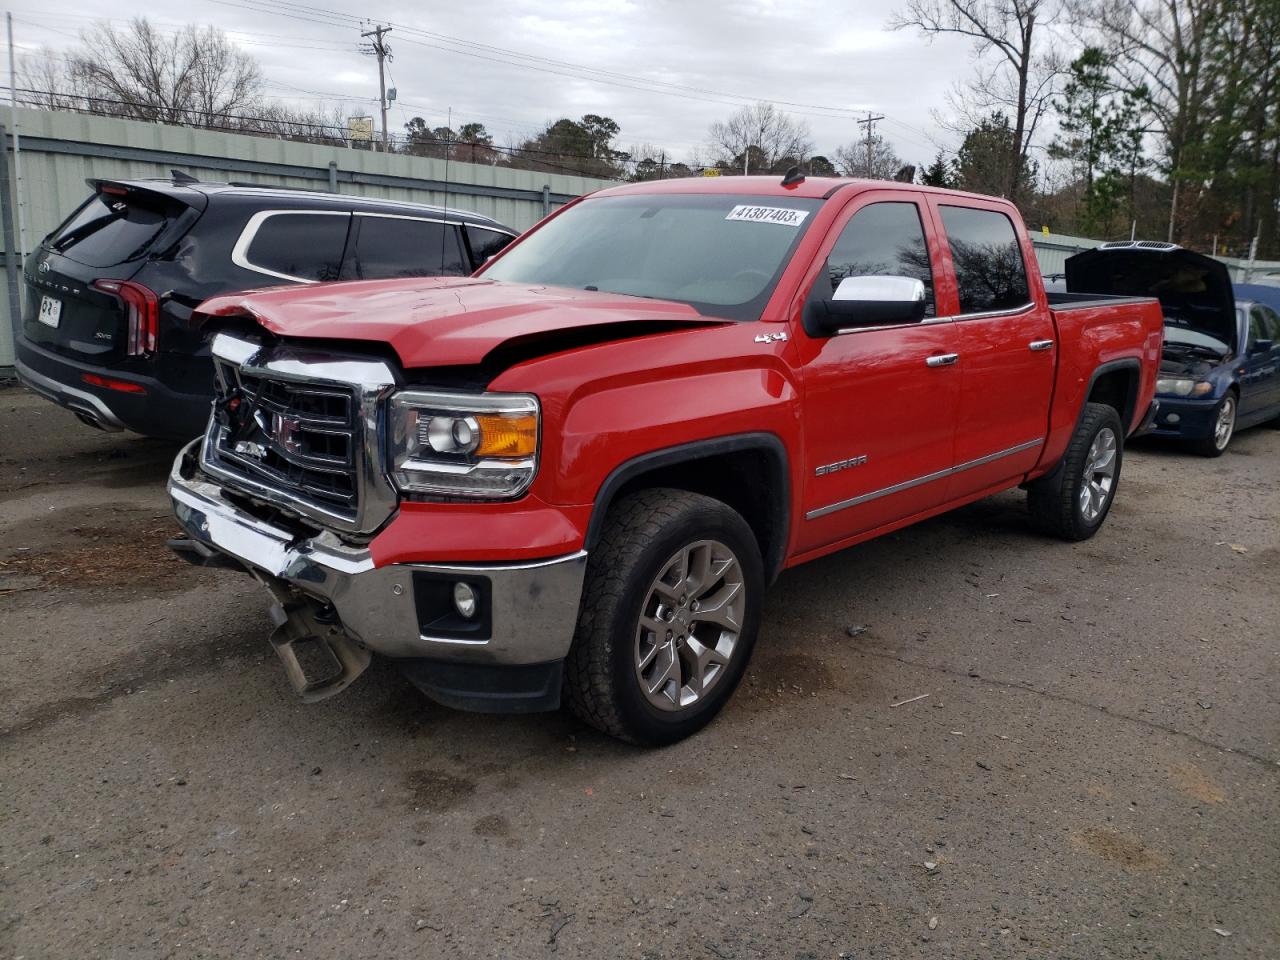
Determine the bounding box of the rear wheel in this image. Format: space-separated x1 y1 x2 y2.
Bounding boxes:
1190 392 1236 456
565 488 763 745
1027 402 1124 541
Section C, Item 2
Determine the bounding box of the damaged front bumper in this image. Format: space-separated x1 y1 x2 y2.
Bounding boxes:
167 441 587 712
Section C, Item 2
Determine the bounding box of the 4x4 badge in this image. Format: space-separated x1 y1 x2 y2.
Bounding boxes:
754 331 787 343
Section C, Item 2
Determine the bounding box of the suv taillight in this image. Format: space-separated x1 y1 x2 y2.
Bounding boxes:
91 279 159 356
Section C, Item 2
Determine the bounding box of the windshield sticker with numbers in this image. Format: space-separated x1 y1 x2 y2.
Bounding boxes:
725 205 810 227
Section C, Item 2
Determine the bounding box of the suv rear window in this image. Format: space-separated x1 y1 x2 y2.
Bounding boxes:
48 190 185 268
241 212 350 282
938 205 1031 314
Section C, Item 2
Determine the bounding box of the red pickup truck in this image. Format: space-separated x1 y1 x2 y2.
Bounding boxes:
168 175 1163 745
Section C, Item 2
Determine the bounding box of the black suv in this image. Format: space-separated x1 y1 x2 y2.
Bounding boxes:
16 177 518 439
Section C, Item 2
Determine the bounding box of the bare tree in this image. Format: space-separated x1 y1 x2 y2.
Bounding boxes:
65 17 262 127
890 0 1062 199
1068 0 1219 240
834 134 905 179
708 102 813 174
16 48 84 111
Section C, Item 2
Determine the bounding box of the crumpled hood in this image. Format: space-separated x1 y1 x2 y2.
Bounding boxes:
195 276 720 368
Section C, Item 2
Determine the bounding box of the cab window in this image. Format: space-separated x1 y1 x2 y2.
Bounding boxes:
938 205 1031 314
824 202 935 317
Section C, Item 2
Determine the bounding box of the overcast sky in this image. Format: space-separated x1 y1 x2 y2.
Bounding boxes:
8 0 985 168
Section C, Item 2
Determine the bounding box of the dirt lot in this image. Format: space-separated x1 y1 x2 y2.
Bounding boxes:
1 383 1277 960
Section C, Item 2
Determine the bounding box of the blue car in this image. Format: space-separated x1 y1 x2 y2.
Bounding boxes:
1065 242 1280 456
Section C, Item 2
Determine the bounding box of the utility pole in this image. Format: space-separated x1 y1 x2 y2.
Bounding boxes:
856 111 885 178
360 24 392 153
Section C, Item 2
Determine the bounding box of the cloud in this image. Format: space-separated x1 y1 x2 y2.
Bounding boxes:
13 0 976 165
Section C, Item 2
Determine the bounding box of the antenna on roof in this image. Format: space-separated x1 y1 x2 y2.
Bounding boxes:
780 165 806 187
170 169 199 184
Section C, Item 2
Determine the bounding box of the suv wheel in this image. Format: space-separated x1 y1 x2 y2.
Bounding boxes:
565 488 763 745
1027 402 1124 541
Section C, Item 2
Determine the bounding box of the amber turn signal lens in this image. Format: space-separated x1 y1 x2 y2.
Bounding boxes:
474 414 538 458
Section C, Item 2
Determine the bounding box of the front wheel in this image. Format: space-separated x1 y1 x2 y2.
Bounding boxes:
1027 402 1125 541
1190 392 1236 457
564 488 764 745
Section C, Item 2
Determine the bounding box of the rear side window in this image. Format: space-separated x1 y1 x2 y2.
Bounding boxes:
343 216 468 280
939 205 1030 314
48 190 183 268
466 226 515 266
240 212 350 282
825 201 935 316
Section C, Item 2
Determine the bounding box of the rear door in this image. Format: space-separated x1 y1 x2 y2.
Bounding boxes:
24 183 203 360
795 191 961 554
1242 305 1280 415
926 200 1055 499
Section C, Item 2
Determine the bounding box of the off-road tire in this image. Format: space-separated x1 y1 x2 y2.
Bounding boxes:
564 488 764 746
1027 402 1125 541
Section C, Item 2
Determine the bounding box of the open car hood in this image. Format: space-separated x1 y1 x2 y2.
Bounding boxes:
1065 243 1236 348
195 276 722 368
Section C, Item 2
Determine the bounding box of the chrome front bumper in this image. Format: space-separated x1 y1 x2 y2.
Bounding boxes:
167 441 588 666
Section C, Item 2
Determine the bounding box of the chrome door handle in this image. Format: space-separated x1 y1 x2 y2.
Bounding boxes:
1029 339 1054 351
926 353 959 367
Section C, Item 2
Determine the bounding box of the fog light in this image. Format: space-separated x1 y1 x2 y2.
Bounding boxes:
1166 413 1181 424
453 582 478 619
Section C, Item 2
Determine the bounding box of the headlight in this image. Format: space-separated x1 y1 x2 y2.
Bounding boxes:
389 390 539 499
1155 377 1212 397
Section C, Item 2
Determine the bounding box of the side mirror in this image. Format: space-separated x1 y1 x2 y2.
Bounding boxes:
805 275 928 337
1250 338 1274 355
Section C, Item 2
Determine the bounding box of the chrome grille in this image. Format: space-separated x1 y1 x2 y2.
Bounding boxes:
200 334 399 535
212 362 359 513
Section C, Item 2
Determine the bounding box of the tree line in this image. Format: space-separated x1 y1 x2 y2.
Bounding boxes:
18 8 1280 258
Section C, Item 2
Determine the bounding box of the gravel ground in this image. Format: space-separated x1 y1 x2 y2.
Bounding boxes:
1 384 1277 960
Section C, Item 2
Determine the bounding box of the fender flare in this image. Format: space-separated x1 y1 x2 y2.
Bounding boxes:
583 432 791 581
1085 357 1142 433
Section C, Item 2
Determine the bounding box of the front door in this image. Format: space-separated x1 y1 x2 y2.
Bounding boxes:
926 200 1055 498
1241 305 1280 418
794 194 961 555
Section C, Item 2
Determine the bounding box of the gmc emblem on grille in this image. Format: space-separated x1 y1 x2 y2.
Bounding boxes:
271 412 304 456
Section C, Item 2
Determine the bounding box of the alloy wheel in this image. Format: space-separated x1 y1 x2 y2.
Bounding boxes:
634 539 745 712
1213 396 1236 451
1078 427 1118 523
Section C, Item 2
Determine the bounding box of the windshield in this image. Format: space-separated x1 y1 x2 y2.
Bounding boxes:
480 193 822 321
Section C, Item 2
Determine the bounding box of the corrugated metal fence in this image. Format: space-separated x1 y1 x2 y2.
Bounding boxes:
0 106 619 372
